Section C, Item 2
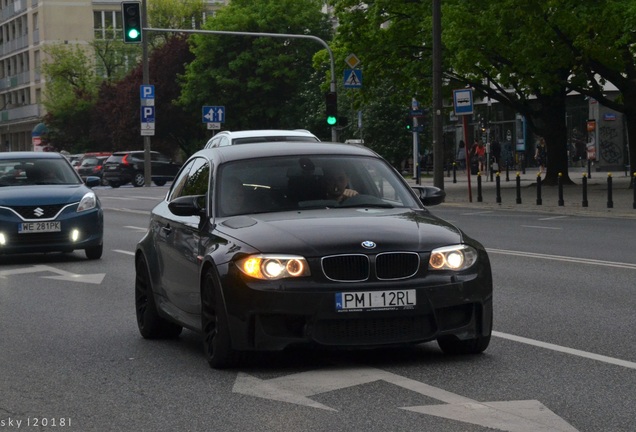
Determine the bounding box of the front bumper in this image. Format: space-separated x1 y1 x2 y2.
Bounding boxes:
0 207 103 255
218 264 493 351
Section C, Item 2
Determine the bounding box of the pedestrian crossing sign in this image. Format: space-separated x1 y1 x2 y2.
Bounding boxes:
344 69 362 88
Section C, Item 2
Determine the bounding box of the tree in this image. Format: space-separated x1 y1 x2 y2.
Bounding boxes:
42 43 100 152
178 0 333 136
328 0 434 165
442 0 577 185
549 0 636 186
90 35 199 158
147 0 208 45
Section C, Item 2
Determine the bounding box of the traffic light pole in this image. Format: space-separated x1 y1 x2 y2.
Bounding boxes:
141 0 151 186
144 26 338 142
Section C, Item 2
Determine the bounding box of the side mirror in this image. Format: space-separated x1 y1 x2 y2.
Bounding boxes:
411 186 446 206
85 176 101 188
168 195 207 217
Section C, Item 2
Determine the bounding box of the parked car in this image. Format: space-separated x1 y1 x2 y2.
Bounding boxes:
204 129 320 149
102 150 181 188
135 141 493 369
76 154 111 185
0 152 103 259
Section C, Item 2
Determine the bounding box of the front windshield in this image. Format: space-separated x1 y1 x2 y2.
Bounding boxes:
0 157 82 186
216 155 421 217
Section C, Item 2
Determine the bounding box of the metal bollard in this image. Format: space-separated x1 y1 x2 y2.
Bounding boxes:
582 174 588 207
516 172 522 204
453 163 457 184
607 173 613 208
477 172 483 202
536 173 542 205
496 173 501 204
633 172 636 209
558 172 564 206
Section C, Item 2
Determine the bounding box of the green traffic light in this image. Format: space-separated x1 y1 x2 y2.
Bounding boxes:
128 29 140 40
327 116 337 126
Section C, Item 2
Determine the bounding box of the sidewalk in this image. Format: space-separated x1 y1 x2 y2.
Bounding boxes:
409 167 636 219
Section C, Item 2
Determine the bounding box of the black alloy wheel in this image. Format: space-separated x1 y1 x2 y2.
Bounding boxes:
85 244 103 260
135 255 182 339
133 172 145 187
437 307 492 355
201 267 238 369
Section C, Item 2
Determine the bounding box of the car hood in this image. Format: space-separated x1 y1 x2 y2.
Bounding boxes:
216 208 464 256
0 185 93 206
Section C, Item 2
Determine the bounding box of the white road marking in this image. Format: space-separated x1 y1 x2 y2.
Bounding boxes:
0 265 105 284
234 366 579 431
487 248 636 270
493 331 636 370
520 225 562 230
461 211 494 216
101 207 149 215
538 216 568 221
123 225 148 232
113 249 135 256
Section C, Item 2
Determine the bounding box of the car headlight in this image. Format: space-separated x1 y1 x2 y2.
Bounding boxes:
428 245 478 271
236 255 310 280
77 192 97 212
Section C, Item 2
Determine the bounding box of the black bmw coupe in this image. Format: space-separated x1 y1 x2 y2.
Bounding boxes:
135 142 493 368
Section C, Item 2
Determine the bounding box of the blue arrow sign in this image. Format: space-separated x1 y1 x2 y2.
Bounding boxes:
202 106 225 123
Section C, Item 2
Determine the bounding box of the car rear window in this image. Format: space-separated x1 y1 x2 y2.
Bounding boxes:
106 155 125 163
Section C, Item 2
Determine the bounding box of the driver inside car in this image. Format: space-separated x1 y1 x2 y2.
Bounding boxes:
321 164 358 202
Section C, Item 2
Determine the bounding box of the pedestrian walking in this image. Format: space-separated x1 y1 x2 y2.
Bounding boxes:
474 141 486 173
456 140 466 171
535 137 547 174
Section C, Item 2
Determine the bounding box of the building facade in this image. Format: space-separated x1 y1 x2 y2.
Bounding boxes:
0 0 226 153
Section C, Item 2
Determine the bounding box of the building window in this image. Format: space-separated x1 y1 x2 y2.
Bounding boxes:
94 10 122 41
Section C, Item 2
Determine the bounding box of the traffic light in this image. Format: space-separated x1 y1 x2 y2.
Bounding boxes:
122 2 142 44
325 92 337 126
404 116 413 131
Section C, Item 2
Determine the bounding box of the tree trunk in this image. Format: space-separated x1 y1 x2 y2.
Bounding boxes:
531 93 573 186
623 107 636 190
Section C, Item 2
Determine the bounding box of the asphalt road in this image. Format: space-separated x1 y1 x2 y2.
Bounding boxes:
1 184 634 432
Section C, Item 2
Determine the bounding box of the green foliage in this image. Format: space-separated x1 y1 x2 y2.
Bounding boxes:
90 36 199 159
178 0 333 133
148 0 207 28
42 44 100 152
326 0 434 164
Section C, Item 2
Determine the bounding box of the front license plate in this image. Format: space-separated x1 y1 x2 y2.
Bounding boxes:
18 221 61 233
335 290 416 311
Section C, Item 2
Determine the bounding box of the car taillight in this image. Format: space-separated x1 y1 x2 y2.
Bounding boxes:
122 155 130 165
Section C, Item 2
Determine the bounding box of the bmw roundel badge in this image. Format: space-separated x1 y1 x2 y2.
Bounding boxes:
361 240 376 249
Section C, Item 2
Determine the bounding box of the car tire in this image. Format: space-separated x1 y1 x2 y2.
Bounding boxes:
135 255 183 339
85 244 103 260
100 177 109 186
110 182 120 188
437 308 492 355
133 172 145 187
201 267 239 369
154 180 166 186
